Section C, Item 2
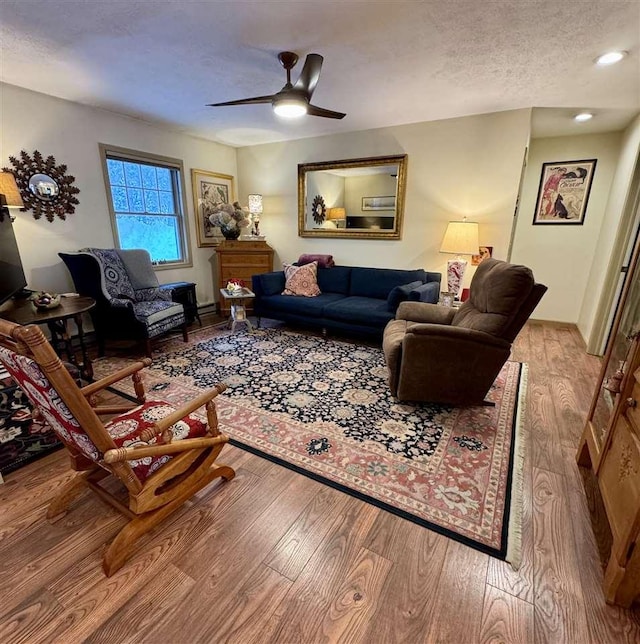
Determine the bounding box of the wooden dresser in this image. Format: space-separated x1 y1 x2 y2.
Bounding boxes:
214 239 274 315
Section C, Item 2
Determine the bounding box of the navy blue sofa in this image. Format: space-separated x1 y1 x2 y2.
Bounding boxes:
252 265 441 339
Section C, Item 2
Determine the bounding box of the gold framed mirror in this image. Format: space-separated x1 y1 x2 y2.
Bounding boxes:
298 154 407 239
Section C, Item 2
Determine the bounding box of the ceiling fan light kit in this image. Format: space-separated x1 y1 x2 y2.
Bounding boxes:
208 51 346 120
273 98 307 118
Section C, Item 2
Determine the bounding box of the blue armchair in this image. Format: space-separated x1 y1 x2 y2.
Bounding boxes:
59 248 187 357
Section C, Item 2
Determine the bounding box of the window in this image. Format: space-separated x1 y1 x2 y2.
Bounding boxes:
100 144 191 267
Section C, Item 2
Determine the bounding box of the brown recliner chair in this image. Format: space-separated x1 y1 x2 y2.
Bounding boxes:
383 258 547 405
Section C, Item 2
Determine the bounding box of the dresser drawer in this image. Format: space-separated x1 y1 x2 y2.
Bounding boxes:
222 253 272 268
599 414 640 558
220 267 265 282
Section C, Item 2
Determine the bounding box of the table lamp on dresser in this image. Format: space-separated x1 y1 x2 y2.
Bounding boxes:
248 194 263 237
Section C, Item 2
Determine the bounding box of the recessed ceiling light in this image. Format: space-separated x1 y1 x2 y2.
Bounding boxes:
595 51 627 66
574 113 594 122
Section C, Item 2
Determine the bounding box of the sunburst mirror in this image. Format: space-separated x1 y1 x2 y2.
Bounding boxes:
2 150 80 222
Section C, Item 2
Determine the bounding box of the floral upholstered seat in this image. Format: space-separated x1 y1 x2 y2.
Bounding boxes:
0 318 234 576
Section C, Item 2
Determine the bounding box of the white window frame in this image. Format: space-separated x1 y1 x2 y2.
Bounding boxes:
99 143 192 269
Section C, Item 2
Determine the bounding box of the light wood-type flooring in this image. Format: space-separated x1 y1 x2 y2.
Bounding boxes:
1 320 640 643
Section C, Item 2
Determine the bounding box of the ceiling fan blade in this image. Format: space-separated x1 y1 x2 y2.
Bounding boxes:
207 95 274 107
294 54 323 98
307 104 346 120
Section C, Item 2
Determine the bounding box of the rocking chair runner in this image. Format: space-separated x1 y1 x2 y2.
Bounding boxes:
0 319 235 576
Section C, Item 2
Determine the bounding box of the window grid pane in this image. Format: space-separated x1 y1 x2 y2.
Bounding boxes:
106 154 185 264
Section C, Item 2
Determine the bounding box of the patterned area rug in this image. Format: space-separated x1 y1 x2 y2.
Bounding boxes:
95 325 527 563
0 374 63 476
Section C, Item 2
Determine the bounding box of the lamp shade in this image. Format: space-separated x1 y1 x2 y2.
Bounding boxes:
248 194 263 215
440 221 479 255
0 172 24 208
326 207 346 220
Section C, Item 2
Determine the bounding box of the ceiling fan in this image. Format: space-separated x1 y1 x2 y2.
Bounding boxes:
207 51 346 120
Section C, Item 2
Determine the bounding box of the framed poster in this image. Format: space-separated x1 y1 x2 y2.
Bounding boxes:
471 246 493 266
532 159 597 225
191 169 235 246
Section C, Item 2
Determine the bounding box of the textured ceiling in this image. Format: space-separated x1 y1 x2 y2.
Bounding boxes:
1 1 639 146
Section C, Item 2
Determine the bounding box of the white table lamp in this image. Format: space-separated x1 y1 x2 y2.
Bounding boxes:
248 194 263 237
440 219 479 298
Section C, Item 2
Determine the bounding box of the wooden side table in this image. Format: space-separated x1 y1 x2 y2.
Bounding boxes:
0 296 96 380
214 240 274 315
219 288 255 333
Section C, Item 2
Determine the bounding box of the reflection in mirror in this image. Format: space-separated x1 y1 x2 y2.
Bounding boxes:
298 155 407 239
28 173 59 201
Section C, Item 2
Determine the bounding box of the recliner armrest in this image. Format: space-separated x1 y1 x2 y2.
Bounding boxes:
406 323 511 349
396 301 456 325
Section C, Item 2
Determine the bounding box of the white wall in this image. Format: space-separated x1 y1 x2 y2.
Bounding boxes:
579 115 640 345
510 131 622 324
236 109 532 291
0 83 237 306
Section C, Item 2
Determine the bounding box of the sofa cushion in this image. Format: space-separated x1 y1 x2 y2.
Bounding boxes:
387 280 423 312
408 281 440 304
349 267 426 299
324 296 395 327
117 249 159 290
282 262 321 297
258 293 344 316
256 271 286 296
316 265 352 294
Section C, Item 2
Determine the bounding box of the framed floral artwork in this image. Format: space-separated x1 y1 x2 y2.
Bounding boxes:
191 169 235 247
532 159 597 225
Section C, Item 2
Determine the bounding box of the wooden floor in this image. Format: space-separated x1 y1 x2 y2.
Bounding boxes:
1 320 639 643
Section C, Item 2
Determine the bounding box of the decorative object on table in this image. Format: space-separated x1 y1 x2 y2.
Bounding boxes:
2 150 80 222
225 278 245 294
0 372 63 476
0 172 24 222
96 325 527 565
191 169 235 247
207 202 251 241
247 194 263 237
30 291 61 310
471 245 493 266
439 218 480 298
533 159 597 225
311 194 326 224
438 291 455 308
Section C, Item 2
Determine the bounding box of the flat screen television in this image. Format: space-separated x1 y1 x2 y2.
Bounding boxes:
0 214 27 305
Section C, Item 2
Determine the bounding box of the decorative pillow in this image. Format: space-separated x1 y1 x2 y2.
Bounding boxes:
297 253 335 268
386 280 423 312
282 261 321 297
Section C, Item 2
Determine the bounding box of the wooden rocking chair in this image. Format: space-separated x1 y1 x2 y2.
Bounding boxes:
0 319 235 576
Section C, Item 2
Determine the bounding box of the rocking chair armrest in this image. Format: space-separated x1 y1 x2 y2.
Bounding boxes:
81 359 153 397
103 434 229 464
137 382 228 442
